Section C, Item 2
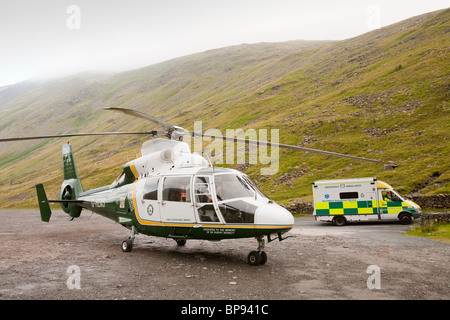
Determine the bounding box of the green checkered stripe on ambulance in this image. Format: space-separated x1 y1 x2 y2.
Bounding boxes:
315 201 407 215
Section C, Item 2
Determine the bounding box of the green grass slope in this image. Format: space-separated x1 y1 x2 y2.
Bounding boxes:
0 9 448 208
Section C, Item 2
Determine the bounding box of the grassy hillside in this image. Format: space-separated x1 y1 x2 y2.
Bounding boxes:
0 9 448 209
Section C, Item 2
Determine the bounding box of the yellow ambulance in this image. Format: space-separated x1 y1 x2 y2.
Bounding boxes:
312 177 421 226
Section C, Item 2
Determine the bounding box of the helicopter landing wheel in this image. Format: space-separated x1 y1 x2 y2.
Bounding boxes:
259 251 267 265
247 251 267 266
248 251 261 265
175 239 187 246
121 239 133 252
248 236 267 266
122 226 136 252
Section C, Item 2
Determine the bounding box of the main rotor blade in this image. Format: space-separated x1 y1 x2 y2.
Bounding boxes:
104 107 175 131
0 131 162 143
199 133 380 163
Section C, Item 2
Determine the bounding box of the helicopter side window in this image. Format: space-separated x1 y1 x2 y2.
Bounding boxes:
162 176 191 202
194 176 212 203
143 177 159 200
194 176 219 222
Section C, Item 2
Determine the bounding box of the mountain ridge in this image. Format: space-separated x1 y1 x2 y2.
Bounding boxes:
0 9 448 208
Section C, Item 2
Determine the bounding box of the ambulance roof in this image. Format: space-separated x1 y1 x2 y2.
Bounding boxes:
376 180 393 189
313 177 377 185
312 177 394 190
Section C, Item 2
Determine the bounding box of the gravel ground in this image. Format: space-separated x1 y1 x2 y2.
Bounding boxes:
0 209 448 301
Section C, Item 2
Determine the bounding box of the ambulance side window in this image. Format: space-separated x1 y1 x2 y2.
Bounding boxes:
162 176 191 202
339 192 358 199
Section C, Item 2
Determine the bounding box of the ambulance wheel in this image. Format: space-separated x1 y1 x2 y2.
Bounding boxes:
398 213 412 225
248 251 262 266
121 239 133 252
333 216 347 226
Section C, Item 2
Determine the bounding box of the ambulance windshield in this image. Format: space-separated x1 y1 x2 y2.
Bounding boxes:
391 190 405 202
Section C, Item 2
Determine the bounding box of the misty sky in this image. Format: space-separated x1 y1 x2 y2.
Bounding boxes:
0 0 448 87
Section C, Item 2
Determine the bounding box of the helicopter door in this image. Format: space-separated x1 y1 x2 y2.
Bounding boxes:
135 177 161 223
193 176 221 223
160 176 196 228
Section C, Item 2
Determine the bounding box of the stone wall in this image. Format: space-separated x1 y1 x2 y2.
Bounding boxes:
283 199 314 215
420 211 450 224
405 194 450 209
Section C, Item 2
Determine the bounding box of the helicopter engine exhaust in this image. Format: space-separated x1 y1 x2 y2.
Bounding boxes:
59 180 82 218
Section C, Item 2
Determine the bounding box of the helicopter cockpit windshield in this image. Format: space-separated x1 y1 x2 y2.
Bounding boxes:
212 173 266 224
214 173 268 201
214 174 254 201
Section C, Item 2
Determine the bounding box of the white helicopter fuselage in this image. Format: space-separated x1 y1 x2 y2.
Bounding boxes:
79 138 294 241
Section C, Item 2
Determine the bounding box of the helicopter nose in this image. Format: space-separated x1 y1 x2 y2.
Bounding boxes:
254 202 294 229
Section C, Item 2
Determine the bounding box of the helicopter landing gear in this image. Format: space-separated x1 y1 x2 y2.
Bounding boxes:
121 239 133 252
121 226 136 252
175 239 187 246
248 236 267 266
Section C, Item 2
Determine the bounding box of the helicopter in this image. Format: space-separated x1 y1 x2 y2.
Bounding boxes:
1 107 379 265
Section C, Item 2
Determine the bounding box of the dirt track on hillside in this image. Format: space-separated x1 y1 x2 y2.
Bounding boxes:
0 210 448 301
